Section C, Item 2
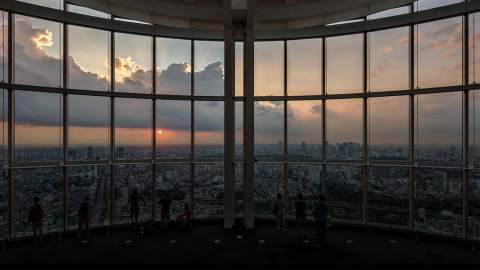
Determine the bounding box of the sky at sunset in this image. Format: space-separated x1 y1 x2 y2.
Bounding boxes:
0 1 479 148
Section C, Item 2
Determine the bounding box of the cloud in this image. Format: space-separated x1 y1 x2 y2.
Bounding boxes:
395 35 409 46
369 65 385 78
157 63 190 94
12 20 227 132
382 46 394 54
194 62 224 96
255 101 283 136
115 56 142 82
31 29 53 49
10 18 466 145
419 20 462 52
310 104 322 115
256 101 283 118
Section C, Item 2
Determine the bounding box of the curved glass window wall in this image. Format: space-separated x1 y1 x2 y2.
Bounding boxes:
0 0 479 242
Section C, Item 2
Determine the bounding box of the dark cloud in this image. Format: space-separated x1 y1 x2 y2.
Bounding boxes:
157 63 190 95
9 19 467 145
12 19 226 132
156 100 190 131
255 101 283 134
68 56 109 91
310 104 322 115
194 101 224 131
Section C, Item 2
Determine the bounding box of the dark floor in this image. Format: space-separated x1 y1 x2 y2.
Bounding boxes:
1 222 480 264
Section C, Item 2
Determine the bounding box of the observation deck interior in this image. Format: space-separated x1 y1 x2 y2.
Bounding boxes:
1 0 480 265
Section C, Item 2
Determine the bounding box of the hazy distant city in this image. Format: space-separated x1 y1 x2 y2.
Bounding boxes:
1 141 477 239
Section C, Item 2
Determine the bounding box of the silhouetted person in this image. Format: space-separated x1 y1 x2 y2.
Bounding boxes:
176 203 193 229
78 196 90 241
159 193 173 229
295 193 306 239
314 194 329 242
29 197 43 244
127 188 145 232
273 193 287 232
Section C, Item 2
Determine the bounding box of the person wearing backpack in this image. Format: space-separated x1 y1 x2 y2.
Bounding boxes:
29 197 44 244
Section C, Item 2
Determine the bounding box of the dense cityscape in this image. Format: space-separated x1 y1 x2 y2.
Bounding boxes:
1 141 477 239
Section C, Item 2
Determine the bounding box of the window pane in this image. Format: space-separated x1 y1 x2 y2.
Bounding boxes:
287 164 322 219
156 38 191 95
255 101 283 160
368 96 409 161
155 164 191 221
326 165 363 222
415 0 462 11
113 164 153 224
68 25 110 91
67 4 110 19
235 101 243 160
0 170 7 239
368 167 409 227
368 6 410 20
469 170 480 240
326 34 363 94
414 168 463 238
194 101 224 159
287 101 322 160
156 100 190 159
470 90 480 164
326 99 363 160
193 163 224 218
469 13 480 84
115 33 152 94
287 39 322 95
194 41 224 96
235 42 244 96
255 41 284 96
115 98 152 160
0 12 8 83
15 91 63 162
68 95 109 161
368 27 409 92
255 163 284 216
15 168 63 237
415 92 462 163
67 166 111 230
414 17 463 88
0 89 7 163
18 0 63 9
15 15 63 87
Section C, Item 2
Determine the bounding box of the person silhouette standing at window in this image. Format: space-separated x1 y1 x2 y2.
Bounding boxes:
29 196 44 244
314 194 329 242
273 193 287 232
159 193 173 229
127 188 145 232
295 193 306 239
78 196 91 242
176 203 193 229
